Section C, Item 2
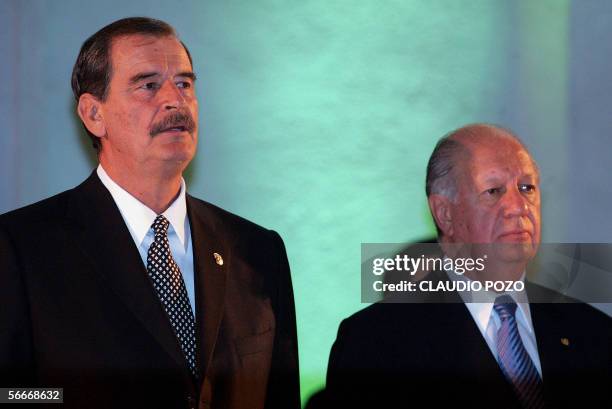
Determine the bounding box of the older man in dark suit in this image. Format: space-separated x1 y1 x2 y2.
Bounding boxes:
324 124 610 408
0 17 299 409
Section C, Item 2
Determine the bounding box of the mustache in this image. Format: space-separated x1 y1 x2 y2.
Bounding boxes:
149 111 196 137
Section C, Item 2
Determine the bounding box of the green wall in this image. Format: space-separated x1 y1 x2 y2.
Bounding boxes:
186 1 562 402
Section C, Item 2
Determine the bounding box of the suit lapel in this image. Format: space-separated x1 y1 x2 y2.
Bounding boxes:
530 302 575 386
527 283 575 382
187 196 228 380
66 172 191 373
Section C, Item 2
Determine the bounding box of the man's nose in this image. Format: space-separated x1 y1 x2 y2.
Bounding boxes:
158 80 184 110
503 186 529 217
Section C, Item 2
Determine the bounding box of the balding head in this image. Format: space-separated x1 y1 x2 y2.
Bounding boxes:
426 124 536 201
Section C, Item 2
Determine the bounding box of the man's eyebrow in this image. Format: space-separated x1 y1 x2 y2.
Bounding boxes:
520 173 538 182
128 71 197 85
128 72 159 85
482 175 504 185
176 71 197 81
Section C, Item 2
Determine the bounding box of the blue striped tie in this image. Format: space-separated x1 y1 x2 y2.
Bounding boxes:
493 295 545 409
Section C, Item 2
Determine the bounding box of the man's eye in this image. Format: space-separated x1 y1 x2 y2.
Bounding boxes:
177 81 192 89
141 82 159 90
485 187 502 195
519 184 536 193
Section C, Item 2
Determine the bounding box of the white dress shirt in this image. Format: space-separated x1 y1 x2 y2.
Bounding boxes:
97 165 196 313
446 269 543 377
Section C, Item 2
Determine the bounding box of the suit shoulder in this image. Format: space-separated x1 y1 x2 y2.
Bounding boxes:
0 188 76 231
342 302 390 327
186 196 278 240
547 299 611 326
339 302 427 334
528 282 611 324
570 303 612 325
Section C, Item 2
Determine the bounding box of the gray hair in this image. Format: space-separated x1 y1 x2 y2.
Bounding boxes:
425 135 464 200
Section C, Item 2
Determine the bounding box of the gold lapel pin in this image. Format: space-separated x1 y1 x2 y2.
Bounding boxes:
560 337 570 346
213 252 224 266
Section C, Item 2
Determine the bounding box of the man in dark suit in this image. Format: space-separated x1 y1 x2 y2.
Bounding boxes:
325 124 610 408
0 17 299 409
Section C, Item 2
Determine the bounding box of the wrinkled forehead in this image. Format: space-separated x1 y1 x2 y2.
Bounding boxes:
109 34 192 72
456 135 540 186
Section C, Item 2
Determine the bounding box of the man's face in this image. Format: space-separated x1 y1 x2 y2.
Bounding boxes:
98 34 198 174
448 136 541 264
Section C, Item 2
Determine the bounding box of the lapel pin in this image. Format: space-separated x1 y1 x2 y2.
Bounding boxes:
213 252 224 266
560 337 570 346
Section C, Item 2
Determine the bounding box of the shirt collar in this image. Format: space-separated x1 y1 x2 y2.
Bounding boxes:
445 267 534 335
96 164 188 246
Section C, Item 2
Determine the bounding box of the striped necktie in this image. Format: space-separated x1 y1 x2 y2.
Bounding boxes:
493 295 545 409
147 215 197 377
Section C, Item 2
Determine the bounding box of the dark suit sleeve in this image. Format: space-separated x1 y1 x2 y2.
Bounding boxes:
326 320 347 389
324 313 399 408
0 226 34 386
324 319 361 408
264 231 300 409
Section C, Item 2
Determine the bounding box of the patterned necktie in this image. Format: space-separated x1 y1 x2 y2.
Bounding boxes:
493 295 545 409
147 215 197 377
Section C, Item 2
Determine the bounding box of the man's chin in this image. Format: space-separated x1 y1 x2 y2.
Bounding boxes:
157 140 196 161
495 242 537 264
153 149 196 172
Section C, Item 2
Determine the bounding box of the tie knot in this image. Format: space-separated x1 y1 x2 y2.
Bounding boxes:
493 295 518 320
152 215 170 236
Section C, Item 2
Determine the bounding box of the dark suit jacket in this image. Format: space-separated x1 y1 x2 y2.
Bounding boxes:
0 172 300 409
324 271 610 408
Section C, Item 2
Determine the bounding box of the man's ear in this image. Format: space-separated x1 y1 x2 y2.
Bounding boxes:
428 194 454 238
77 93 106 138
